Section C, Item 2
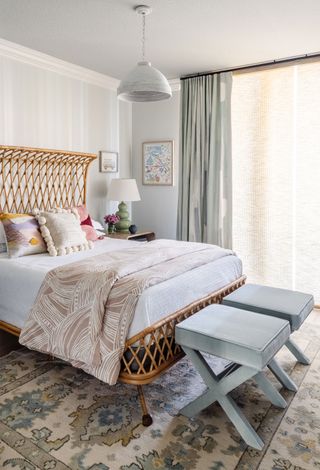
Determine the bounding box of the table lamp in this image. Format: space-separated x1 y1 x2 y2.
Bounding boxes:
107 178 141 232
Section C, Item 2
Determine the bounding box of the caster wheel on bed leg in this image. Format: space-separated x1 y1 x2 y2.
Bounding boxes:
142 413 153 427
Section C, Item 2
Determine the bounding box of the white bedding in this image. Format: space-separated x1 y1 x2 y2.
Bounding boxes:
0 238 242 338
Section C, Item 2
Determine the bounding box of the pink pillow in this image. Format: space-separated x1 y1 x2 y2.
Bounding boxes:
75 205 99 242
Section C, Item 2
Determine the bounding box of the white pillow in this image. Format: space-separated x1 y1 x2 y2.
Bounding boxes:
35 208 93 256
0 221 7 253
92 219 104 231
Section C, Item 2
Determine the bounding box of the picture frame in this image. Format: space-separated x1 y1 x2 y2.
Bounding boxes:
142 140 174 186
99 151 118 173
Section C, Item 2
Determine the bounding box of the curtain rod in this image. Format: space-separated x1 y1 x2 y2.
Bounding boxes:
180 52 320 80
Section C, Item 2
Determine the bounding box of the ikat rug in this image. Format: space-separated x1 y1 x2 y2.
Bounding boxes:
0 311 319 470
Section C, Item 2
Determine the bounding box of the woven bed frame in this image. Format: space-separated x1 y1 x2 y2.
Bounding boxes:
0 145 246 425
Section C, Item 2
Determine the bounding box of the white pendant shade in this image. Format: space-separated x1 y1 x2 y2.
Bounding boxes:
117 5 171 103
117 61 172 102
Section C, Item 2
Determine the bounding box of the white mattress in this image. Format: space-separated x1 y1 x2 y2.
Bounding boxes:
0 238 242 338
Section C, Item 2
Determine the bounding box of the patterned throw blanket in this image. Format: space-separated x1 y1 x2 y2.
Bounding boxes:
19 240 234 384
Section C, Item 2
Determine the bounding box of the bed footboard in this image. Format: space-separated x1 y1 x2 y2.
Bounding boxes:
119 275 246 385
0 276 246 384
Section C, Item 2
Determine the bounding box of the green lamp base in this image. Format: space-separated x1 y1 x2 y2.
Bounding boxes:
115 201 131 233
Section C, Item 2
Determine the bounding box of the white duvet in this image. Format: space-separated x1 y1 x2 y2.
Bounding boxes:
0 238 242 339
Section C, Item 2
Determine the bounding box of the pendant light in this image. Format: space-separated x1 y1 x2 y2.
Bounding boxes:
117 5 172 102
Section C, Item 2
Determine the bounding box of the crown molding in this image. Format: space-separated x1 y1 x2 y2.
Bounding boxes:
0 38 120 91
0 38 181 93
169 78 181 92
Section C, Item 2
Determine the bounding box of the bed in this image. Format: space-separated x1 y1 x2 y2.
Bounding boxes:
0 145 246 425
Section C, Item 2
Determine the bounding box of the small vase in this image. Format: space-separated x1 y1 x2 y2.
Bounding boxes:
108 224 116 234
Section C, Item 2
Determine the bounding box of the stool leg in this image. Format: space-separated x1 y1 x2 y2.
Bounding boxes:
218 394 264 450
180 388 218 417
181 347 264 450
254 372 287 408
268 358 298 392
183 347 257 393
285 338 310 365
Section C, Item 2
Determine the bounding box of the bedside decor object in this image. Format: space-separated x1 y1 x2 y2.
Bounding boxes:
117 5 171 103
99 151 118 173
104 214 120 234
129 224 137 234
107 179 141 233
143 141 174 185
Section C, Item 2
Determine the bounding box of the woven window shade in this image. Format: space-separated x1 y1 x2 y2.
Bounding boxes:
232 61 320 301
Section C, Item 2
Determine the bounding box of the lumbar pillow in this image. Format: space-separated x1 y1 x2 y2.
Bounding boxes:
75 205 99 242
0 213 47 258
35 208 93 256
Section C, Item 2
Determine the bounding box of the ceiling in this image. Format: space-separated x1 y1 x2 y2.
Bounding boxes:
0 0 319 80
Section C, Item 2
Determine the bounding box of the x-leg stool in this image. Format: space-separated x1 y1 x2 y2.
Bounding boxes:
175 304 297 450
180 347 287 450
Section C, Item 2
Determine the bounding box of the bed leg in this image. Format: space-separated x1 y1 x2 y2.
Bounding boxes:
137 385 153 426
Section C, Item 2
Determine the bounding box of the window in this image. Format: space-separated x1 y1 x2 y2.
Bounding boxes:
232 61 320 301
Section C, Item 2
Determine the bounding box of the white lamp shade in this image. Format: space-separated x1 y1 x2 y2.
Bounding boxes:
107 178 141 202
117 61 172 102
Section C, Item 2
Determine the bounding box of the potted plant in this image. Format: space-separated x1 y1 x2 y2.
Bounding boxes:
104 214 120 233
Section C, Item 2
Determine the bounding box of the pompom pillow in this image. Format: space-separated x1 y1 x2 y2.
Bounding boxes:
0 213 46 258
35 208 93 256
75 205 99 242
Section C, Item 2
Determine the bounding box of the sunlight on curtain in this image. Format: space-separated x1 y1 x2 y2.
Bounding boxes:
232 61 320 301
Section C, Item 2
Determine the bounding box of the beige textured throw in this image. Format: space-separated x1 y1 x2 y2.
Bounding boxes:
19 240 233 384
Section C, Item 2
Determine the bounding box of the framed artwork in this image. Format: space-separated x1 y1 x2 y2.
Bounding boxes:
142 141 174 186
99 151 118 173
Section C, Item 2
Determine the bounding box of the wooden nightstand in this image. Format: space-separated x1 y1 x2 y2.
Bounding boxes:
106 231 155 242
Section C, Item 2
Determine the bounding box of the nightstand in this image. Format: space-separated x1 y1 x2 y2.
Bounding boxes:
106 231 155 242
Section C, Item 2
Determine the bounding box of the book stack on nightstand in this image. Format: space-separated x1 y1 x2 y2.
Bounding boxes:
106 231 155 242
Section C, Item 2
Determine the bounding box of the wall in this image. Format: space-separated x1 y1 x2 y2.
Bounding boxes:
0 45 132 223
132 91 180 239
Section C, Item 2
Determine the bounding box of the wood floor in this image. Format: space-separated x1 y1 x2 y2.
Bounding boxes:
0 330 21 357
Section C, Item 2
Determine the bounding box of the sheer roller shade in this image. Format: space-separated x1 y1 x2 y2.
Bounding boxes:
232 61 320 301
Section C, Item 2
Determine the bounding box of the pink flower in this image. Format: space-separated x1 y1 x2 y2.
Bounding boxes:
104 214 120 225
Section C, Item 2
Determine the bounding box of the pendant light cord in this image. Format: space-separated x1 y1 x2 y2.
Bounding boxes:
141 12 146 61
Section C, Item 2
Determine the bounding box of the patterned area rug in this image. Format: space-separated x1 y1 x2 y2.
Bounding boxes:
0 311 320 470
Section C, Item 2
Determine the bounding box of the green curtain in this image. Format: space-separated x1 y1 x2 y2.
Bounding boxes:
177 72 233 248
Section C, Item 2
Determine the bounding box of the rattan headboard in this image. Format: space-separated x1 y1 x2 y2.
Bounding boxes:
0 145 96 213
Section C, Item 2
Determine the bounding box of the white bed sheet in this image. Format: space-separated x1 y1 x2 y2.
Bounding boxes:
0 238 242 338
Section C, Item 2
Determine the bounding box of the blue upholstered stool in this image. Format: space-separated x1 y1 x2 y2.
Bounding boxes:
222 284 314 370
176 304 293 450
